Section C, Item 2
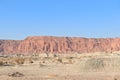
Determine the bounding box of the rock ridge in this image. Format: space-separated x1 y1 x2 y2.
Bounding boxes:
0 36 120 54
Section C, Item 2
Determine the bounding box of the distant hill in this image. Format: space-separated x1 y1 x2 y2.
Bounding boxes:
0 36 120 54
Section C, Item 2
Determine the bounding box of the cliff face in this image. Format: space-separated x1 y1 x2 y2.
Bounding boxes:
0 36 120 54
0 40 21 54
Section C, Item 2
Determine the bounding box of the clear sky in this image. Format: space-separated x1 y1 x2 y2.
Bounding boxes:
0 0 120 40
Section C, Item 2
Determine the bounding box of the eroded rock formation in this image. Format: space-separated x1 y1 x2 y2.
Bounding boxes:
0 36 120 54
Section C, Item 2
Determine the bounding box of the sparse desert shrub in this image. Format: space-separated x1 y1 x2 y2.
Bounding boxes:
68 59 75 64
85 58 105 70
67 57 74 59
29 59 34 64
0 59 12 66
57 58 62 63
24 58 34 64
14 58 25 65
0 60 4 66
53 54 57 57
57 58 73 64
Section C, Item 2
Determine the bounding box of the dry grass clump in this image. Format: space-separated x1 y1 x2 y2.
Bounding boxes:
28 58 34 64
24 58 34 65
56 58 74 64
84 58 105 70
57 58 63 63
13 58 25 65
0 60 4 66
67 57 74 59
0 58 10 66
0 57 35 66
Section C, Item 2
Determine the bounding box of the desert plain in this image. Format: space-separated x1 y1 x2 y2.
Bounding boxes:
0 36 120 80
0 52 120 80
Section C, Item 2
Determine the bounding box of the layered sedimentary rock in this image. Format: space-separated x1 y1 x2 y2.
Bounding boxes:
0 40 21 54
0 36 120 54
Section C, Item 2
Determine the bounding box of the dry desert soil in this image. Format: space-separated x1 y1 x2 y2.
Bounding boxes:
0 52 120 80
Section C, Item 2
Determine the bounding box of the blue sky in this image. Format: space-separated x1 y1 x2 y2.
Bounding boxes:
0 0 120 40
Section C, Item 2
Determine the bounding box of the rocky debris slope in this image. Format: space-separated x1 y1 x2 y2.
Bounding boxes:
0 36 120 54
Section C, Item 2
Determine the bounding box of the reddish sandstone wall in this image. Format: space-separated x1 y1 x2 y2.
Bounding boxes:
0 36 120 54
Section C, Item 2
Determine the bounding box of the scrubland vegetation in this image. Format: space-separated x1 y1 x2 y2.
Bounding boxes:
0 52 120 80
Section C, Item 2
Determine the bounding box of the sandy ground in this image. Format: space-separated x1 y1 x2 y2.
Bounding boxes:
0 53 120 80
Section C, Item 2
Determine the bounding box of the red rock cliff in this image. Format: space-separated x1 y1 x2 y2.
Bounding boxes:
0 36 120 54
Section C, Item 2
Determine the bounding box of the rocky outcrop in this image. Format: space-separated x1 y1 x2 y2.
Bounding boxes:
0 36 120 54
0 40 21 54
